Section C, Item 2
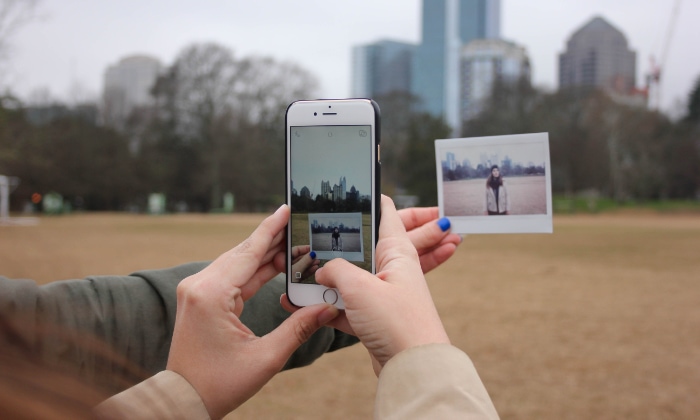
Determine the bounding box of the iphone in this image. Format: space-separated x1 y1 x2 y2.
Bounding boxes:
285 99 381 308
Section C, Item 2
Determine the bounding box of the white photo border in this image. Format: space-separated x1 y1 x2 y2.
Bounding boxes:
435 133 553 234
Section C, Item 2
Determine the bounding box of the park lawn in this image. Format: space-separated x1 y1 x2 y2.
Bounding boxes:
2 211 699 419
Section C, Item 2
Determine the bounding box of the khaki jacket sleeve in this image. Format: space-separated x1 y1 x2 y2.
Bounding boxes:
94 370 209 420
375 344 499 419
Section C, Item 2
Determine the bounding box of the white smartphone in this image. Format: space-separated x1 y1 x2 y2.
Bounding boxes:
285 99 381 308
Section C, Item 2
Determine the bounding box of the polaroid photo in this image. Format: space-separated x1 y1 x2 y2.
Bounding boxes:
435 133 553 234
307 212 365 261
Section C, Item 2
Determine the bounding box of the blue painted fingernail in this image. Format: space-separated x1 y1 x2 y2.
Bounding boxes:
310 251 316 259
437 217 451 232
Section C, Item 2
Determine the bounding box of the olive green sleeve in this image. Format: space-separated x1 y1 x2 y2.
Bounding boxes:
0 263 358 393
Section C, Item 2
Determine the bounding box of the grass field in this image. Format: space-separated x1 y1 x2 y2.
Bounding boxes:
2 211 699 419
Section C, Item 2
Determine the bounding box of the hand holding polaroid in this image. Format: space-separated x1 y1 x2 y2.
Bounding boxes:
435 133 553 234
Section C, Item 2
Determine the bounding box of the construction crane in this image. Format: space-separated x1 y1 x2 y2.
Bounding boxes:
646 0 682 110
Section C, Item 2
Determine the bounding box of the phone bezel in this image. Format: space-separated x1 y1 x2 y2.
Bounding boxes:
285 99 380 309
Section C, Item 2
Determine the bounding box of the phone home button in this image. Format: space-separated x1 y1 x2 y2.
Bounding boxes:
322 289 339 304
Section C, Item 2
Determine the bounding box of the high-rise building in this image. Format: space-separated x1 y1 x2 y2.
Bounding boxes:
102 54 163 128
321 180 332 199
559 16 636 93
351 40 416 98
446 152 457 170
412 0 500 131
460 38 530 121
339 176 347 200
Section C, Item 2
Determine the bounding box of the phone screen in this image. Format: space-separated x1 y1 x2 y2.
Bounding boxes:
289 124 374 284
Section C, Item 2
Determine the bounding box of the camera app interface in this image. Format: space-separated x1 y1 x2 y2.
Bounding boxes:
290 125 373 284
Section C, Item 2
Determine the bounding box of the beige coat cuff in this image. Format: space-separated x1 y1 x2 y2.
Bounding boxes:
375 343 499 419
94 370 209 420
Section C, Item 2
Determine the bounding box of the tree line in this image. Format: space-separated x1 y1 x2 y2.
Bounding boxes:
1 41 699 211
1 42 319 212
378 76 700 206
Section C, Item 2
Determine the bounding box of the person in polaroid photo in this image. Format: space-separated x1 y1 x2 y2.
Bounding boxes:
484 165 510 216
331 227 343 251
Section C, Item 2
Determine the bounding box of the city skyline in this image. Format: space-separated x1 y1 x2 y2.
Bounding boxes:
441 140 548 171
5 1 697 114
293 175 364 202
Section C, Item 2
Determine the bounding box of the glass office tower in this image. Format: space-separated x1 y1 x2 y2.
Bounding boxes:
351 40 416 98
412 0 500 131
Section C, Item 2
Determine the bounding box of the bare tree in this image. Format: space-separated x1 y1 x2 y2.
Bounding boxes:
147 42 319 210
235 55 319 127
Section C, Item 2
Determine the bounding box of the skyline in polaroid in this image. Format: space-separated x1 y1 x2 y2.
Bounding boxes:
435 133 553 234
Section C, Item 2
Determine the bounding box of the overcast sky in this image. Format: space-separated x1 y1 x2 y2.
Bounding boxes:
5 0 698 115
291 125 372 196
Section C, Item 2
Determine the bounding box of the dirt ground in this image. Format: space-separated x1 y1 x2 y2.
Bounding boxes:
2 211 699 419
444 176 547 216
311 232 361 252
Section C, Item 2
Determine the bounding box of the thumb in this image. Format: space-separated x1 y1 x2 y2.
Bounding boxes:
261 303 339 357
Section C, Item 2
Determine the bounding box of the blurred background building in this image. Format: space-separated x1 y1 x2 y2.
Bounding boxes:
412 0 501 131
558 16 636 94
460 38 530 121
351 40 416 98
101 54 163 129
351 0 502 133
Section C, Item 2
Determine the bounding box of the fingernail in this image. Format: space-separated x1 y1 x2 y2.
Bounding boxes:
437 217 451 232
317 305 339 324
310 251 316 259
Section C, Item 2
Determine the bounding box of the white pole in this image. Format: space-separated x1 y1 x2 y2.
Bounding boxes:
0 175 8 221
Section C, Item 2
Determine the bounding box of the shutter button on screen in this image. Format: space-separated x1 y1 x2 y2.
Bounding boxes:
323 289 339 304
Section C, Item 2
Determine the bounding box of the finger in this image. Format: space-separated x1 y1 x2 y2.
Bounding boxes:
378 195 410 240
419 242 459 274
374 196 422 281
239 260 286 301
315 258 383 299
398 207 439 232
260 303 339 361
280 294 301 312
291 253 315 275
304 263 320 278
280 294 355 336
291 245 310 259
212 204 290 288
260 240 285 268
406 216 455 257
368 351 382 376
273 250 286 274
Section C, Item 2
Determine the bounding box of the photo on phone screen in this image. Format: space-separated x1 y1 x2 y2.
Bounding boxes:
289 125 374 284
